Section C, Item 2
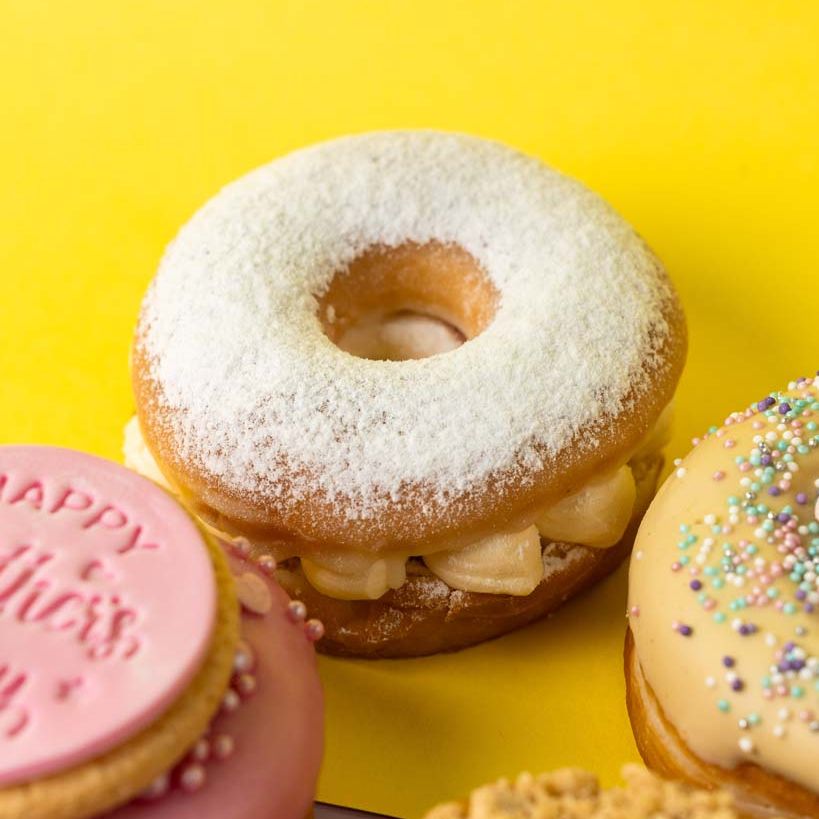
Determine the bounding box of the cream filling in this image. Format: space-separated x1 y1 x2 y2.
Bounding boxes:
301 551 407 601
124 407 669 600
423 526 543 596
123 417 173 492
535 464 636 549
631 401 674 461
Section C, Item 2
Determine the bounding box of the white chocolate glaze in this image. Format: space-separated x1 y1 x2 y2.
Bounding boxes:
536 465 637 549
629 376 819 794
423 526 543 596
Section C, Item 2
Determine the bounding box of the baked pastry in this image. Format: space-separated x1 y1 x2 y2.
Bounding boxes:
424 764 738 818
128 131 686 657
0 446 323 819
627 375 819 817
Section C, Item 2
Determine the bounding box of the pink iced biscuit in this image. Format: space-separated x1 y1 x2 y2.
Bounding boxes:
107 551 324 819
0 446 216 786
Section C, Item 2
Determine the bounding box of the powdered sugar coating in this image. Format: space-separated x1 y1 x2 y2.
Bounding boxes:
137 131 677 524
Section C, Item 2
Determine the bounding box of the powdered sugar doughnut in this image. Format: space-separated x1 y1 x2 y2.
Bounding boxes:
131 131 686 656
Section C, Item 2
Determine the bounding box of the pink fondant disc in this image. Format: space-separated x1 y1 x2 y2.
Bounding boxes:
0 446 216 786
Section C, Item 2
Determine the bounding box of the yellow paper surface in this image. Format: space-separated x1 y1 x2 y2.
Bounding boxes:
1 2 818 816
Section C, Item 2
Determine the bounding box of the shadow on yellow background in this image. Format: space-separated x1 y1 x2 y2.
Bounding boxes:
1 2 817 815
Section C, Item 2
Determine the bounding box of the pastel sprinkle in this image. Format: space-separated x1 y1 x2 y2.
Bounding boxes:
648 377 819 744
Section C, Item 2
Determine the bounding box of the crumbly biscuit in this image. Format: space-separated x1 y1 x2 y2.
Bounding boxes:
424 765 738 819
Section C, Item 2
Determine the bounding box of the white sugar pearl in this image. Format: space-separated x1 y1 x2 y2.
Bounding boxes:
233 640 256 673
212 734 235 760
222 689 241 713
179 763 207 792
140 773 170 800
190 738 210 763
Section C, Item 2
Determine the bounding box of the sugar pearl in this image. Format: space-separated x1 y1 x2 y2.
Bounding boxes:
190 738 210 763
140 773 171 801
235 673 257 698
233 641 256 673
287 600 307 622
212 734 235 760
305 618 325 642
222 689 241 713
179 763 207 793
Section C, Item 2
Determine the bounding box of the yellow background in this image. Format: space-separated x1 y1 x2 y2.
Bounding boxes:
1 2 818 816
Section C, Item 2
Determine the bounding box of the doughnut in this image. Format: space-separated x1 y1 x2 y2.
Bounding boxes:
109 547 324 819
129 131 687 657
424 764 739 819
627 375 819 818
0 446 323 819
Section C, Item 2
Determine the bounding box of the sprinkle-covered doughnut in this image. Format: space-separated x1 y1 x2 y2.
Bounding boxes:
134 130 684 547
627 375 819 818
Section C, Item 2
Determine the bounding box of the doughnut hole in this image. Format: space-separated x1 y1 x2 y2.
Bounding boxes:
316 241 499 361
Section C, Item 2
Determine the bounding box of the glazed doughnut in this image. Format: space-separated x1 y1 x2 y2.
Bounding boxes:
129 131 686 656
627 375 819 818
109 547 325 819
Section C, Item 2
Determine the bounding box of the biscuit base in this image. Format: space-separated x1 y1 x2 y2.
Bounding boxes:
625 631 819 819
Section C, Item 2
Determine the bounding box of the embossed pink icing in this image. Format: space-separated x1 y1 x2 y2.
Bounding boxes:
0 446 216 786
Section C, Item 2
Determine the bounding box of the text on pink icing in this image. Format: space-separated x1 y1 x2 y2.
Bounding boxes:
0 543 142 662
0 473 161 555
